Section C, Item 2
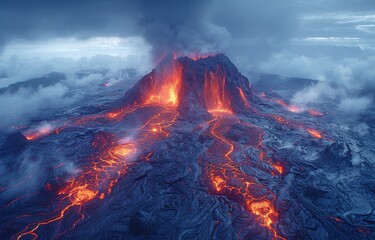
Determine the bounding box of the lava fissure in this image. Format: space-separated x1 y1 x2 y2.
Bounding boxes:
12 56 183 239
201 112 285 239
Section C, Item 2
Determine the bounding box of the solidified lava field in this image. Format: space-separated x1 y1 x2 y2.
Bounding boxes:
1 54 374 240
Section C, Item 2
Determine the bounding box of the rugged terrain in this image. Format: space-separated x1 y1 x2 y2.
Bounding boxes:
0 54 374 240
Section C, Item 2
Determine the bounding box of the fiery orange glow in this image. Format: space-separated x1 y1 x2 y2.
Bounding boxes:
306 128 323 139
145 63 182 106
15 136 138 239
252 94 327 141
274 99 302 113
68 185 97 205
307 109 323 116
13 56 334 240
112 144 135 157
237 87 250 108
24 125 55 141
272 163 284 174
16 67 181 239
203 67 232 113
249 200 276 227
106 110 122 119
16 105 178 239
202 112 285 239
257 92 325 119
212 176 225 191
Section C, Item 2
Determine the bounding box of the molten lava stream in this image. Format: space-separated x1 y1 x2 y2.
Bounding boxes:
15 104 179 240
250 100 325 141
145 61 182 107
15 134 134 240
16 58 183 239
203 67 232 113
22 105 140 142
202 112 285 240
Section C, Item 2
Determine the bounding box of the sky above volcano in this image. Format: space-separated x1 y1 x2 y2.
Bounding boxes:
1 0 375 89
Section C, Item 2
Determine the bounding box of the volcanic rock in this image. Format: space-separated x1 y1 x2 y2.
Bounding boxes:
120 54 253 117
320 141 352 170
129 210 155 235
2 54 374 240
1 131 28 152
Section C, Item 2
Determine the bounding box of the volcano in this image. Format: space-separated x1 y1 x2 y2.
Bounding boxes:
120 54 253 115
1 54 374 240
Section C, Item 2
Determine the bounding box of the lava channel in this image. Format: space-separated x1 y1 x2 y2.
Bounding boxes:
200 70 285 239
14 62 182 239
201 112 285 240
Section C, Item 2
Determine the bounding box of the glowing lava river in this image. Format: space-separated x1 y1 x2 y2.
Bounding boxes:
1 54 374 240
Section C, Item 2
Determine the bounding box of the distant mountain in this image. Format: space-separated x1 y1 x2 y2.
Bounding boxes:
250 72 318 91
0 72 66 94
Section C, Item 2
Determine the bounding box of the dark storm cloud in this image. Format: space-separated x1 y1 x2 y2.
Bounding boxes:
2 0 373 91
133 0 229 59
0 0 296 60
0 0 138 42
214 0 297 65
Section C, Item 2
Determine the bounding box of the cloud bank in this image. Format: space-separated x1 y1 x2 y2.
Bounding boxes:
0 0 296 60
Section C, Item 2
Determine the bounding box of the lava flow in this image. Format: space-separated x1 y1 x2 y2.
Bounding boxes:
200 69 284 239
257 92 323 117
2 54 347 240
203 67 232 113
202 112 284 239
253 92 326 140
14 59 182 240
145 59 182 106
23 123 59 141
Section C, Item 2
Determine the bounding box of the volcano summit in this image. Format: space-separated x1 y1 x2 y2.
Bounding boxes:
120 54 253 115
1 55 374 240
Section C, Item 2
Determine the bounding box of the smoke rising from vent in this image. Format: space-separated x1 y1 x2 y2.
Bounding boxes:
0 0 295 61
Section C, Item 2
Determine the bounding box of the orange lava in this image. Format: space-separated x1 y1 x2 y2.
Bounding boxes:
68 185 97 205
145 62 182 106
237 87 250 108
307 109 323 116
202 112 285 239
203 67 232 113
16 62 182 239
24 126 55 141
112 144 135 157
306 128 323 139
257 92 324 118
106 110 122 119
213 176 225 191
272 163 284 174
249 200 277 229
274 99 302 113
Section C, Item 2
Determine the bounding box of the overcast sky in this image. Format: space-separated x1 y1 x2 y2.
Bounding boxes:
1 0 375 89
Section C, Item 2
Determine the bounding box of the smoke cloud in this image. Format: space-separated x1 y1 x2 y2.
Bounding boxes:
1 0 374 120
0 53 147 130
0 147 79 202
0 84 69 129
338 97 372 115
0 0 296 61
259 53 375 90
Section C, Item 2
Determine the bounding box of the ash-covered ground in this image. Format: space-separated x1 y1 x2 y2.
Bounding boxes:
0 55 374 240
